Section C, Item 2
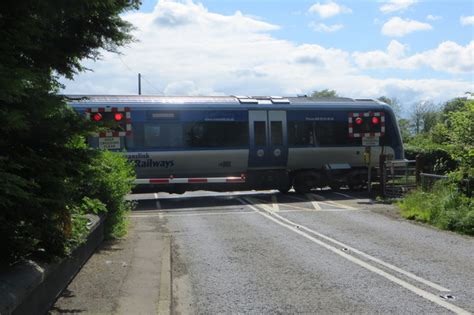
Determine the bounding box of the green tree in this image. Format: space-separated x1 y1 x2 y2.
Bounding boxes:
446 101 474 172
0 0 140 263
410 101 440 134
398 118 412 142
443 98 469 116
377 96 402 118
310 89 338 98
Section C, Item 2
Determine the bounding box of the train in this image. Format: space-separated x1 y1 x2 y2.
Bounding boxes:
69 95 404 194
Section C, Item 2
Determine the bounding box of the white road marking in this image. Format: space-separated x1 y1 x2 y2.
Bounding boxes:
250 196 362 212
333 192 353 199
247 198 450 292
239 198 468 314
130 211 257 218
285 194 357 211
271 195 280 212
305 193 322 210
154 193 162 209
310 193 356 210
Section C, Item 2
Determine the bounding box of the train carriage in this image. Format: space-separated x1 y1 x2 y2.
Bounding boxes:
69 95 404 194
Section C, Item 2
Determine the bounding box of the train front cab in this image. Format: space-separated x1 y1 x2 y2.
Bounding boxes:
282 104 403 193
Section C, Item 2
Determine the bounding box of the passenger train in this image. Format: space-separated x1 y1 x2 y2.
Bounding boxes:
69 95 404 194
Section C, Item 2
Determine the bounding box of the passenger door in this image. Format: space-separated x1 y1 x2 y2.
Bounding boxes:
248 110 288 168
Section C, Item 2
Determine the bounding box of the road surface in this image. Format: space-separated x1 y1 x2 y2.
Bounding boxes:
51 190 474 314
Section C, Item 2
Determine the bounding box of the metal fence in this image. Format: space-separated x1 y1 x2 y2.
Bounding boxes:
420 172 448 191
381 159 417 199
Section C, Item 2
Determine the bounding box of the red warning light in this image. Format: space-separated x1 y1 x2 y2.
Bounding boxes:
114 113 124 121
355 117 363 125
92 113 102 122
372 116 380 124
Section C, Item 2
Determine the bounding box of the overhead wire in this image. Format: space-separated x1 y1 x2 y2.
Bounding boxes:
117 55 162 95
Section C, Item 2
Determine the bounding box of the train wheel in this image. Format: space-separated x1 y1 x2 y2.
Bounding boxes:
294 183 311 194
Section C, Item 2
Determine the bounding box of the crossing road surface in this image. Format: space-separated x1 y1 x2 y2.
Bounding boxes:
51 190 474 314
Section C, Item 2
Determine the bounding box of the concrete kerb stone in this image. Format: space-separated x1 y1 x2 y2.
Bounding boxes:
0 214 105 315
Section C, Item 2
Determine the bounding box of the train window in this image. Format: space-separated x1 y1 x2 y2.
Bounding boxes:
126 123 183 149
271 121 283 145
288 121 314 146
184 122 248 147
144 123 183 147
314 121 359 146
254 121 266 146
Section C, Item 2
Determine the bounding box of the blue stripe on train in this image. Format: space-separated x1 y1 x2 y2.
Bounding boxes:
130 109 248 122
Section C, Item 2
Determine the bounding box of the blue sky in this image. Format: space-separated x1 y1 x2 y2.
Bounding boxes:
62 0 474 109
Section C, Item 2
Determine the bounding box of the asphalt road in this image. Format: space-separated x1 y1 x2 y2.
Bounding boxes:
51 189 474 314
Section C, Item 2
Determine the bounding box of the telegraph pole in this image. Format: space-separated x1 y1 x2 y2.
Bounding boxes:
138 73 142 95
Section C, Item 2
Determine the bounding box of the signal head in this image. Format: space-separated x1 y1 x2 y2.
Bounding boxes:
114 113 124 121
92 113 102 122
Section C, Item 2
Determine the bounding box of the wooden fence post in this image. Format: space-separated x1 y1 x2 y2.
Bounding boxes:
415 154 424 187
379 154 386 197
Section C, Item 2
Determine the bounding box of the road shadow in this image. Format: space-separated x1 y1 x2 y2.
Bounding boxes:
129 189 369 212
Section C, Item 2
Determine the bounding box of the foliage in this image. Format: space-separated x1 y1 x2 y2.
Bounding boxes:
84 150 136 238
310 89 338 98
402 98 473 174
0 0 139 264
404 146 457 174
399 181 474 236
445 101 474 173
410 101 441 134
399 97 473 236
378 96 402 119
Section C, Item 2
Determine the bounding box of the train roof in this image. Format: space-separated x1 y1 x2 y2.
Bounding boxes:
66 95 390 112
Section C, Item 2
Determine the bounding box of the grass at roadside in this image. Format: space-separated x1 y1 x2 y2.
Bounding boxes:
398 182 473 236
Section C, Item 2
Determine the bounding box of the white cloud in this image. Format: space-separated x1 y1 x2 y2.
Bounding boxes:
460 16 474 26
353 40 474 74
380 0 417 14
62 0 472 105
353 40 408 69
309 22 344 32
382 17 432 37
415 41 474 73
308 1 352 19
426 15 441 21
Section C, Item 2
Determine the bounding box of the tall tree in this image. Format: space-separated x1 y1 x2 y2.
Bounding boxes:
0 0 140 262
411 101 440 134
310 89 338 98
377 96 402 118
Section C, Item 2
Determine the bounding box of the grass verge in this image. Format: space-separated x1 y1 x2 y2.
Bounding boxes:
398 182 473 236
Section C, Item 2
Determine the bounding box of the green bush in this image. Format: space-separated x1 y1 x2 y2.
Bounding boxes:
0 0 140 265
404 146 458 174
0 109 135 264
399 181 474 235
84 150 136 238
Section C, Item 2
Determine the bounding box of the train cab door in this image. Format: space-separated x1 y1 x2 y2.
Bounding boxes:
248 110 288 168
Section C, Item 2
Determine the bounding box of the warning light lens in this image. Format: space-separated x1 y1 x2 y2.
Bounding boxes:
372 117 380 124
355 117 363 125
114 113 124 121
92 113 102 122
